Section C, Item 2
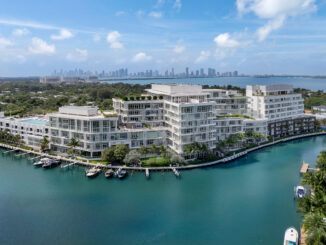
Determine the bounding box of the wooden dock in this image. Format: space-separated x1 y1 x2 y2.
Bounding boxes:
300 162 309 174
300 226 307 245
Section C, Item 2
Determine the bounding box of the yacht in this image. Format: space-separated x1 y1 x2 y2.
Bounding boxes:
85 167 102 178
295 186 305 198
105 169 114 178
283 227 299 245
33 158 50 167
42 159 60 168
115 168 127 179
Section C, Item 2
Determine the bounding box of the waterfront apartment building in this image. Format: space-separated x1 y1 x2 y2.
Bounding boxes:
0 83 317 158
246 84 316 138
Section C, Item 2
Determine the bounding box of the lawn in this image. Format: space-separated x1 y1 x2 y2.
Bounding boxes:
141 157 170 167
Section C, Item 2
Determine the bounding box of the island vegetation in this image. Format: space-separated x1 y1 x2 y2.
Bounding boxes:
297 151 326 245
0 80 324 118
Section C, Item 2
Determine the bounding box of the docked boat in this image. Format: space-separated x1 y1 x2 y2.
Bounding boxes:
105 169 114 178
283 227 299 245
115 168 127 179
295 186 305 198
33 158 50 167
42 159 60 168
85 167 102 178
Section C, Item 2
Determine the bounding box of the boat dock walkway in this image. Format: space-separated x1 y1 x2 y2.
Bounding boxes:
2 149 17 154
0 131 325 173
300 227 307 245
300 162 309 174
61 162 76 169
172 167 180 177
145 168 149 178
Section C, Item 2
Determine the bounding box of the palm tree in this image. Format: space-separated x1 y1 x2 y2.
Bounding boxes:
67 138 80 157
40 136 50 152
303 212 326 245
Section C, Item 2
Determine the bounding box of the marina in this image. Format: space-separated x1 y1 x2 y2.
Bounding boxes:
1 135 325 245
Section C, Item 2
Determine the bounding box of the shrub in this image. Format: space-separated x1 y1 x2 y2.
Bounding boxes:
147 96 152 100
153 96 157 100
159 95 163 100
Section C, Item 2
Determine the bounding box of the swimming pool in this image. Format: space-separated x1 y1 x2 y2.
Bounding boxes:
20 119 47 125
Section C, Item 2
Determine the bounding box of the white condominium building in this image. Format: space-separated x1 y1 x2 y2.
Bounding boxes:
0 83 316 158
48 106 120 158
246 84 304 121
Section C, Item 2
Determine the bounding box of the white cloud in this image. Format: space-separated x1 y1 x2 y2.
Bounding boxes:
236 0 317 41
66 48 88 62
106 31 123 49
149 11 163 18
256 15 285 42
12 28 29 36
115 11 126 16
50 29 73 40
214 33 240 48
173 45 185 54
173 0 182 11
195 50 210 63
0 38 14 48
28 37 55 55
132 52 152 62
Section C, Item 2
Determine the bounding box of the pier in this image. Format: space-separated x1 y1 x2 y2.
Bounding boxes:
15 152 29 157
61 162 76 169
2 149 17 154
145 168 149 178
300 162 309 174
172 167 180 177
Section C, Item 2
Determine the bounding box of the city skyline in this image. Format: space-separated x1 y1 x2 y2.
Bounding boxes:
50 67 239 78
0 0 325 76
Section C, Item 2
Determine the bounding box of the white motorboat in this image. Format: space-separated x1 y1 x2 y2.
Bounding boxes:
295 185 305 198
115 168 127 179
85 167 102 178
283 227 299 245
33 158 50 167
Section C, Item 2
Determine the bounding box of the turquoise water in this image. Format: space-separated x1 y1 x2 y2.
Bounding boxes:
20 119 47 125
0 136 326 245
102 76 326 91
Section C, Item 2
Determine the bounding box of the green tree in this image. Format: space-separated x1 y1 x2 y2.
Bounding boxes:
40 136 50 152
123 150 141 166
114 144 129 162
139 146 148 155
67 138 80 157
101 146 116 164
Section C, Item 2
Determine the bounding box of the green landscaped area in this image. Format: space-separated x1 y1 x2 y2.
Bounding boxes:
141 157 170 167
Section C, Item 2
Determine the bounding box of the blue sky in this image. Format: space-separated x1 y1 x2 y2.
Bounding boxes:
0 0 326 76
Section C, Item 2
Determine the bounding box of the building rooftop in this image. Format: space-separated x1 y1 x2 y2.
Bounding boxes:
59 106 99 116
146 84 207 96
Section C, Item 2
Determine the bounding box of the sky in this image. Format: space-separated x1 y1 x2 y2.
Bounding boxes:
1 0 326 76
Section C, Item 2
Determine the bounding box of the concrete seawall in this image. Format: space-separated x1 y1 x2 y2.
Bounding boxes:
1 131 326 172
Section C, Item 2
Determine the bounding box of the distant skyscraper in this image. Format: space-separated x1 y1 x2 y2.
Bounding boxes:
171 68 175 77
200 68 204 76
185 67 189 77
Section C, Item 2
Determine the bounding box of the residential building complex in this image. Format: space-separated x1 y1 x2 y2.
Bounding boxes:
0 83 317 159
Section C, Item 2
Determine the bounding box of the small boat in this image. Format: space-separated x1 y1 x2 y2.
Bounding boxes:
105 169 114 178
295 186 305 198
33 158 50 167
115 168 127 179
42 159 60 168
85 167 102 178
283 227 299 245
